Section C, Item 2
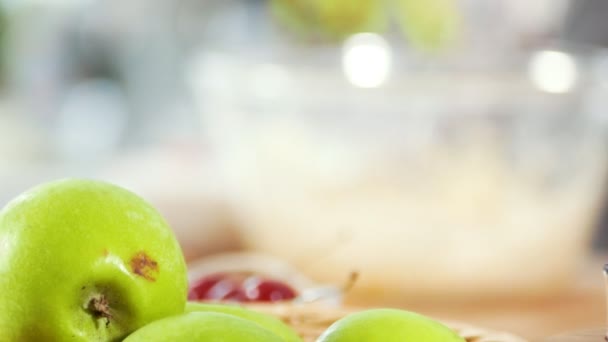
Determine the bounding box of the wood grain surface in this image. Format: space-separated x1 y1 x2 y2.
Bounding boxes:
344 254 607 341
543 328 605 341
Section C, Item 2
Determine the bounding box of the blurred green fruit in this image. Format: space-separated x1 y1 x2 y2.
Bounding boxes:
396 0 461 51
185 301 302 342
317 308 465 342
124 312 284 342
270 0 461 50
270 0 387 40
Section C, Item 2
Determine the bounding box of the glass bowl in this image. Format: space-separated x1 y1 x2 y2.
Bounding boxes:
186 3 608 302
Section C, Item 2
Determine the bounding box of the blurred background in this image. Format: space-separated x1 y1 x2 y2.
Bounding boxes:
1 0 608 339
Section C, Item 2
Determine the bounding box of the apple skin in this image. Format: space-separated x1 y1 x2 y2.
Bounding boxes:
0 179 188 341
124 311 285 342
185 301 302 342
317 308 465 342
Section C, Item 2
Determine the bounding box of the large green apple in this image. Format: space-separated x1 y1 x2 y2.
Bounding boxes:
185 302 302 342
317 308 465 342
123 311 284 342
0 179 188 341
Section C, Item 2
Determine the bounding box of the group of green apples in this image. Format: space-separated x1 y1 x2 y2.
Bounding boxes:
0 179 465 341
270 0 460 50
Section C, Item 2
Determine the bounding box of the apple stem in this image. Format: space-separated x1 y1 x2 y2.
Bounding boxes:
88 295 112 326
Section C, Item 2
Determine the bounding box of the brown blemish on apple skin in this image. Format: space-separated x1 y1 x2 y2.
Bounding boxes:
130 251 159 281
102 249 109 257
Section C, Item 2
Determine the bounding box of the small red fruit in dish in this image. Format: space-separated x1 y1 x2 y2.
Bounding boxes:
242 277 298 302
188 273 238 301
188 272 298 303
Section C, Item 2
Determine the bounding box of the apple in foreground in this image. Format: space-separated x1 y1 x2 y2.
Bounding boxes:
185 301 302 342
123 312 284 342
0 179 188 341
317 308 465 342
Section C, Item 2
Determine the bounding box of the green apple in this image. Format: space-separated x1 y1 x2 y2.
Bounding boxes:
313 0 386 38
317 308 465 342
185 301 302 342
396 0 461 51
270 0 386 40
124 311 285 342
0 179 188 341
